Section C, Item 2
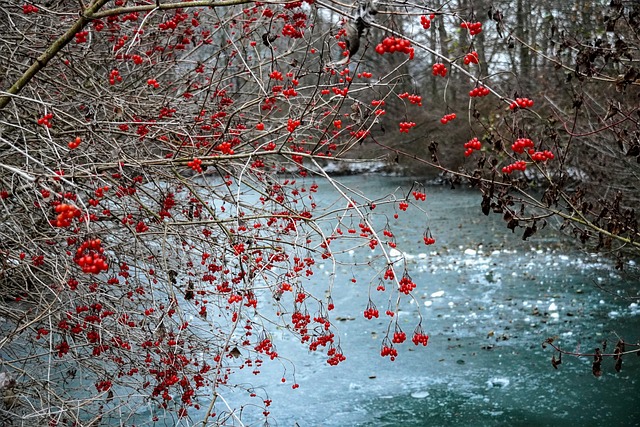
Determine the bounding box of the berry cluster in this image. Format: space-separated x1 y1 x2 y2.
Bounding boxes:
392 327 407 344
75 239 109 274
109 69 122 85
187 158 203 173
464 137 482 156
509 97 534 109
146 78 160 88
440 113 456 124
287 118 301 132
95 380 113 393
214 141 234 155
412 191 426 201
432 63 447 77
157 10 186 30
511 137 534 154
55 341 69 357
380 342 398 361
269 70 283 80
501 160 527 174
460 21 482 35
282 23 303 39
398 92 423 106
331 87 348 97
398 274 416 294
530 150 555 162
420 14 435 29
22 4 38 13
363 301 379 319
37 113 54 128
337 40 349 56
52 203 81 228
412 331 429 346
75 30 89 44
423 229 435 245
68 136 81 149
399 121 416 133
469 86 490 97
375 37 415 59
255 338 278 360
326 347 346 366
463 51 479 65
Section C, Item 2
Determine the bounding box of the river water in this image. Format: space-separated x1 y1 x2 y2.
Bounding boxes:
12 174 635 426
202 175 640 426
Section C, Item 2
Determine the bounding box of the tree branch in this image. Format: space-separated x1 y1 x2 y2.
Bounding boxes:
0 0 111 111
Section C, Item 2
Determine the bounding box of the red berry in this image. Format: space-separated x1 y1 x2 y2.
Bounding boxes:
420 16 431 29
432 63 447 77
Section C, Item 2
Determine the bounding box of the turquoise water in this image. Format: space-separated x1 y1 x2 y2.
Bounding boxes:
207 176 640 426
6 175 637 426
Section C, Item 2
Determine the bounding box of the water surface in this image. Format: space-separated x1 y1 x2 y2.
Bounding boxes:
214 175 640 427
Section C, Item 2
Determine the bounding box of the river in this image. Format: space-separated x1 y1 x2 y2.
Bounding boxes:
202 175 640 426
10 174 636 426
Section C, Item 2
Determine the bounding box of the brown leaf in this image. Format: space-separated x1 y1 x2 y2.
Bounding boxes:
592 348 603 377
615 356 622 372
551 353 562 369
185 280 194 300
168 269 177 285
229 347 242 358
592 360 602 377
522 223 537 240
481 195 490 216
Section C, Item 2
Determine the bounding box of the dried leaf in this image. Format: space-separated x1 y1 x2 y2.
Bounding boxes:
185 280 194 300
592 348 603 377
481 195 490 216
626 144 640 157
523 223 537 240
168 269 177 285
262 32 277 47
592 360 602 377
615 356 622 372
551 353 562 369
